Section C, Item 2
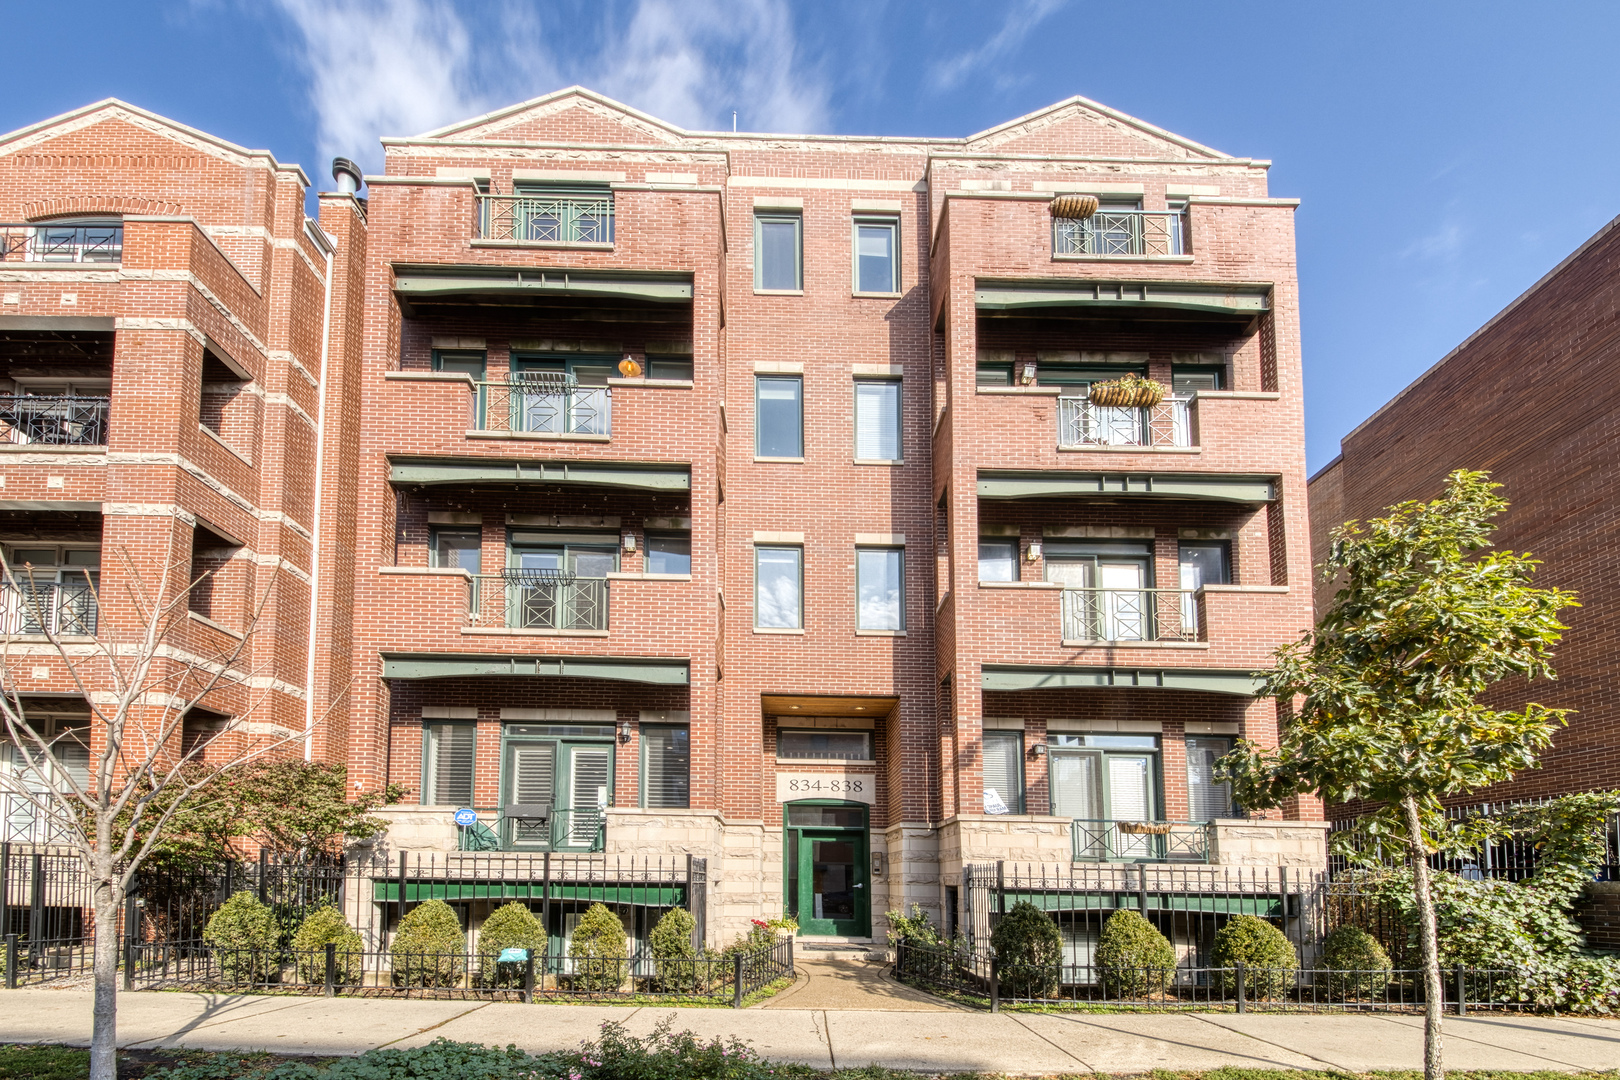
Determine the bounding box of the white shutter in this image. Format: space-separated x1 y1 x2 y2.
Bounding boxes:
509 743 556 845
1186 737 1234 820
855 381 900 460
981 732 1022 814
569 748 612 845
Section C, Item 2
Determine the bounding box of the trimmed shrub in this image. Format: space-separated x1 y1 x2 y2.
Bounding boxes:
1321 924 1392 1000
474 902 545 988
291 905 364 986
391 899 465 988
647 906 700 992
568 902 627 992
203 890 279 985
990 900 1062 999
1212 914 1298 999
1096 909 1177 998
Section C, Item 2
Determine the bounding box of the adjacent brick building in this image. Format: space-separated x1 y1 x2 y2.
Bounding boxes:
1310 212 1620 813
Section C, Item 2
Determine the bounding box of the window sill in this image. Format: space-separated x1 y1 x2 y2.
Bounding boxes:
753 288 805 296
1061 639 1211 649
776 758 878 766
979 581 1063 590
977 386 1060 396
852 458 904 467
470 240 614 251
1192 391 1282 401
462 626 611 638
187 609 245 640
605 378 694 389
380 566 473 579
1200 584 1289 594
1052 254 1195 264
754 627 805 635
384 371 476 387
753 456 804 464
6 634 95 644
465 430 611 443
855 629 906 637
605 572 693 581
851 291 902 299
1057 444 1200 454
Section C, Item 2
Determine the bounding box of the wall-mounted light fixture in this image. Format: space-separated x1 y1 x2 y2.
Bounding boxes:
1025 540 1042 562
1029 743 1047 759
622 533 637 552
617 721 633 744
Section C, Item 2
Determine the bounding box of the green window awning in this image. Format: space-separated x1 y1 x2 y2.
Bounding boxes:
373 881 685 906
977 471 1274 503
389 457 690 492
393 265 692 316
1003 890 1280 917
981 665 1265 696
382 652 689 685
974 279 1270 319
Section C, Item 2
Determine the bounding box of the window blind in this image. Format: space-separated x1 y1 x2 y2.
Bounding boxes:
855 381 900 460
1186 737 1234 820
423 723 474 806
982 731 1023 814
641 725 690 809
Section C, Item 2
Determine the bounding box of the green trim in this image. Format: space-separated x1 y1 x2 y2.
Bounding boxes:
1004 890 1280 917
373 881 683 905
977 471 1274 503
981 665 1265 696
974 279 1270 318
389 456 690 492
382 652 689 685
393 265 692 315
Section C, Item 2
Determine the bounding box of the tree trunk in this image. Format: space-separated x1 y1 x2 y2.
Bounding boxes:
90 879 121 1080
1402 795 1443 1080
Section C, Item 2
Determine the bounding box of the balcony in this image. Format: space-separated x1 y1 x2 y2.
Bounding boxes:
0 223 123 264
474 374 611 438
0 395 110 447
1060 587 1200 644
1053 210 1185 258
469 571 610 633
475 192 614 246
455 806 606 852
1072 818 1211 863
1058 395 1191 449
1 580 98 636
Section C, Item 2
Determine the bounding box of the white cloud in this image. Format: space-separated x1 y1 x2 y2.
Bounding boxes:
930 0 1068 92
270 0 829 173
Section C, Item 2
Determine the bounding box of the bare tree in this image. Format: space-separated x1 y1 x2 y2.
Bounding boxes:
0 541 324 1080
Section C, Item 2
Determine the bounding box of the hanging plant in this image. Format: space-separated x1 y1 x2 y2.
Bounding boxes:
1088 373 1167 408
1049 194 1100 220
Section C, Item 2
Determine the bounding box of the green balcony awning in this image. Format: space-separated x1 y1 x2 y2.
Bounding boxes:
382 652 689 685
977 471 1274 503
1003 889 1280 916
974 279 1270 319
373 881 685 905
389 457 690 492
393 265 692 315
981 665 1266 696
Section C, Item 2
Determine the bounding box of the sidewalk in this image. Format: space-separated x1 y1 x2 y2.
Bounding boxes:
1 986 1617 1074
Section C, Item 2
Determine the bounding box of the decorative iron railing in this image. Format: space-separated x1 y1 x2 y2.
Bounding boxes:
1071 819 1212 863
0 224 123 263
1053 210 1186 257
453 806 607 853
1060 586 1200 643
0 395 110 446
468 571 610 632
476 193 614 245
475 374 611 437
1057 394 1191 448
1 580 98 637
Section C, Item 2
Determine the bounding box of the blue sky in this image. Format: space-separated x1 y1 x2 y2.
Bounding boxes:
3 0 1617 472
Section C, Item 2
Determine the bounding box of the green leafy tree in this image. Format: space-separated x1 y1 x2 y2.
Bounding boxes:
391 899 466 987
990 901 1063 999
1221 470 1575 1080
1095 909 1176 998
202 891 279 985
569 902 627 991
474 902 545 988
291 905 365 985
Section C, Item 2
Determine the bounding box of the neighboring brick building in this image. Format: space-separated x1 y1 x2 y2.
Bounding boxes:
0 100 367 836
1310 212 1620 814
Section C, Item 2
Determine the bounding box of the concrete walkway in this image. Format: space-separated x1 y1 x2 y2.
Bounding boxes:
762 958 956 1011
2 986 1618 1073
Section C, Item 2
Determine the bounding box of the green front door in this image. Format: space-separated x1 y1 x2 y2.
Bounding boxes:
795 830 868 936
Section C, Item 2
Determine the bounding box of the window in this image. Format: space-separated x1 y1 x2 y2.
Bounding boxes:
978 539 1017 583
3 546 99 636
1048 733 1160 844
433 350 486 379
1171 365 1223 395
976 362 1013 387
777 729 872 761
1047 541 1153 641
422 722 475 806
181 708 230 759
188 525 241 624
198 349 249 447
1178 541 1229 635
506 532 617 631
431 528 482 573
755 376 803 458
755 546 803 629
754 212 803 291
641 725 690 809
853 217 898 294
982 731 1024 815
856 547 904 631
854 380 901 461
1186 736 1235 820
646 532 691 575
646 356 694 382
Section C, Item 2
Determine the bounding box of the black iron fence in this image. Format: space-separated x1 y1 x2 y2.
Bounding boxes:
1330 800 1620 881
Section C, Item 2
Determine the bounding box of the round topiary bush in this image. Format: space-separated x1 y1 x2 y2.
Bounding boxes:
203 890 279 985
291 905 365 986
990 901 1063 1000
1096 909 1177 999
569 902 627 992
475 902 546 988
1321 925 1392 1000
647 907 699 992
1211 914 1298 1000
391 899 466 988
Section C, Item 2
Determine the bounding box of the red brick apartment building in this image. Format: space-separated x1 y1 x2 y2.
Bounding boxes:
1 89 1323 946
1310 212 1620 814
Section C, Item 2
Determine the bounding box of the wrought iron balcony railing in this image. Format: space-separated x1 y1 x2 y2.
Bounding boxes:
0 395 110 446
1053 210 1186 258
1072 818 1212 863
475 193 614 245
475 374 611 437
1060 586 1201 643
1058 394 1191 448
0 224 123 263
468 571 610 633
1 580 99 636
455 806 607 852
